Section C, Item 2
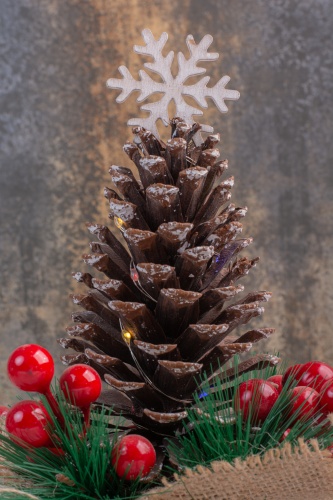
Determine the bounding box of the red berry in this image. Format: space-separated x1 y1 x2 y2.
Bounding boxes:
282 364 303 386
5 400 53 448
48 446 65 457
59 364 102 408
288 386 319 421
111 434 156 480
319 380 333 415
267 375 283 393
295 361 333 392
280 428 292 442
7 344 54 393
235 379 279 423
0 406 9 417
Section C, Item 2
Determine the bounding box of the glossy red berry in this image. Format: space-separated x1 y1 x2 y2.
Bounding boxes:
288 386 319 421
319 380 333 415
267 375 283 393
235 379 279 423
111 434 156 480
7 344 54 393
59 364 102 408
295 361 333 392
282 364 303 387
5 400 53 448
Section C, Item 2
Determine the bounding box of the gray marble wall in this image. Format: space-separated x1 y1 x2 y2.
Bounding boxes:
1 0 332 402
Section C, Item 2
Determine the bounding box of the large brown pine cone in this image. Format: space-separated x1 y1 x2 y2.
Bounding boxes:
59 118 278 434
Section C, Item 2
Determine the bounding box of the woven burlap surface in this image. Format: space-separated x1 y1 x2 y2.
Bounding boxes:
140 439 333 500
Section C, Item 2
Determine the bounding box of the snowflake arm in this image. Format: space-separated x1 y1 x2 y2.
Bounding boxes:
134 29 174 83
107 67 162 103
128 94 171 138
176 34 218 84
183 75 240 113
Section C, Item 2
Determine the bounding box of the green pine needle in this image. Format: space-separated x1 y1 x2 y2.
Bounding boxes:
0 387 154 500
167 358 333 469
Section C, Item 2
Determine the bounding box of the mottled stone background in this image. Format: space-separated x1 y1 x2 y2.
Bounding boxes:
0 0 332 402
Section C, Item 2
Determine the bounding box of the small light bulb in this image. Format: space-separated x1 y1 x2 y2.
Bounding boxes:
123 331 133 344
114 217 125 231
130 268 139 282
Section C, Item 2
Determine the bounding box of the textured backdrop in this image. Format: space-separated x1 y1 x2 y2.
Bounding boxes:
1 0 332 402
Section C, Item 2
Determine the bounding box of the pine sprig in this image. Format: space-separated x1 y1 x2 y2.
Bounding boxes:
167 360 333 469
0 389 153 500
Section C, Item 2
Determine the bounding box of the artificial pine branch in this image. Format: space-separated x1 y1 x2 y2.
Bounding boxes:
167 360 333 469
0 390 153 500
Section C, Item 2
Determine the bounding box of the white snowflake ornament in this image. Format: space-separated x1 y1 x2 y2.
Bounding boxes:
107 29 240 145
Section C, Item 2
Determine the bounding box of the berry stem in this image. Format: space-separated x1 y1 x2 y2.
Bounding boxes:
81 406 91 435
45 388 64 427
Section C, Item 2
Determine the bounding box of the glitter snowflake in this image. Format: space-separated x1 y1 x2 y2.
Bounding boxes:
107 29 240 144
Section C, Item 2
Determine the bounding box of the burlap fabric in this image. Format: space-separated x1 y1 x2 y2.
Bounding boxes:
140 439 333 500
0 465 37 498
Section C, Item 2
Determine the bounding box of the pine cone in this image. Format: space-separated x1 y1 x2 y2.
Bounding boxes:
59 118 278 433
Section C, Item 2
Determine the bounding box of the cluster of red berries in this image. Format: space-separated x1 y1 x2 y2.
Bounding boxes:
3 343 102 448
235 361 333 436
2 344 156 480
